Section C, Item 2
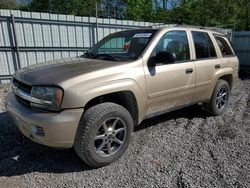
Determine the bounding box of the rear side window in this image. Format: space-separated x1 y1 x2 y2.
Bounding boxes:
192 31 217 59
214 36 234 56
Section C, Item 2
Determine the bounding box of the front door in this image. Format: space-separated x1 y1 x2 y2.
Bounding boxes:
145 30 196 115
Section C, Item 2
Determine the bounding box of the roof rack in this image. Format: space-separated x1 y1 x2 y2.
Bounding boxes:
174 24 231 34
176 24 233 41
151 24 231 34
174 24 202 28
149 23 177 29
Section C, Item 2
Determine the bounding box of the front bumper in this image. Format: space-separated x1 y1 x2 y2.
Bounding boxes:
5 92 83 148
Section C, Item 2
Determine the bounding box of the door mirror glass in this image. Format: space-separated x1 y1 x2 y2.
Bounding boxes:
149 51 176 66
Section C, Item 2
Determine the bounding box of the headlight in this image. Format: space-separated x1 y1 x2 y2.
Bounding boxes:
31 86 63 112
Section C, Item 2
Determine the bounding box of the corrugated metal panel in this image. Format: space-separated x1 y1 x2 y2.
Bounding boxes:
0 10 12 77
233 32 250 67
3 9 230 80
0 9 163 79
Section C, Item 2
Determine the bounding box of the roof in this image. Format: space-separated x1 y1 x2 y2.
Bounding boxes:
150 24 231 35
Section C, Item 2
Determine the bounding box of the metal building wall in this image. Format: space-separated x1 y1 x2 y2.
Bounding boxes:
233 32 250 68
0 9 171 80
0 9 233 80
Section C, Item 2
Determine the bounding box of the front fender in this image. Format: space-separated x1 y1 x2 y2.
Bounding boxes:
62 79 147 123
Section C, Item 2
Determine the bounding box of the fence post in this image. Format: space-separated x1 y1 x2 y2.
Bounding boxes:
95 2 99 42
10 14 21 70
88 17 96 47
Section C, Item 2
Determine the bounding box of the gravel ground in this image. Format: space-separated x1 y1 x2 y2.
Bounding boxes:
0 76 249 188
0 84 10 113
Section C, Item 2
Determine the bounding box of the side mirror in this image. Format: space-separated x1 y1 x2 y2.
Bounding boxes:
149 51 176 66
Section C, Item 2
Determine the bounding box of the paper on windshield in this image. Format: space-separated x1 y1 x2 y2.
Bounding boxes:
132 33 152 38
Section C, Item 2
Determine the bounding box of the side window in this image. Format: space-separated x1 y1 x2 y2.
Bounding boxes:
192 31 217 59
214 36 234 56
153 31 190 62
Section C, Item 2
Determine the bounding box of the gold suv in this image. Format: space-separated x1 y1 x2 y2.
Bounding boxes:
6 27 239 167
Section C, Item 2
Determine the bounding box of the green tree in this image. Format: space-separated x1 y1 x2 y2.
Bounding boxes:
165 0 250 31
100 0 126 19
29 0 99 16
125 0 153 21
6 0 250 31
236 0 250 30
0 0 18 9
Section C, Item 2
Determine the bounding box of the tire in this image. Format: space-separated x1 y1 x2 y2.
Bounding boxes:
205 79 230 116
74 102 133 168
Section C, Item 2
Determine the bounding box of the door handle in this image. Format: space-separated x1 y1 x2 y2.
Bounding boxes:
185 68 193 74
215 64 221 69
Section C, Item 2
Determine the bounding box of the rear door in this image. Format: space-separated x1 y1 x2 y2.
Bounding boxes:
190 31 221 102
213 35 239 83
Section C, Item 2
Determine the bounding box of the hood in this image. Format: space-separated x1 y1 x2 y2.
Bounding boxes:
14 57 122 85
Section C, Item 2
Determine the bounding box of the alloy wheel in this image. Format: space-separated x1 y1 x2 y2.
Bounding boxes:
94 117 126 157
216 87 228 109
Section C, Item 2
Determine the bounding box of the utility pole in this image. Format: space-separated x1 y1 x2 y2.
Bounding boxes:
163 0 167 10
113 1 117 19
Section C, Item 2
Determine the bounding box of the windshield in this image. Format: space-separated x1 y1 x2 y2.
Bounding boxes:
82 29 158 61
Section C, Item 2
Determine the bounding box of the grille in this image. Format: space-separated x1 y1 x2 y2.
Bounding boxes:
13 78 32 93
15 95 30 106
13 78 32 107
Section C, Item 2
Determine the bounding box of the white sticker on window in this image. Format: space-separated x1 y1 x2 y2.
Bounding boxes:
133 33 152 38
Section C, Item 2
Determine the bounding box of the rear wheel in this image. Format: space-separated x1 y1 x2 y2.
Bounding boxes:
74 102 133 168
205 79 230 116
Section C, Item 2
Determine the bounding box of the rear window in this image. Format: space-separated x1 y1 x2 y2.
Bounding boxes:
214 35 234 56
192 31 217 59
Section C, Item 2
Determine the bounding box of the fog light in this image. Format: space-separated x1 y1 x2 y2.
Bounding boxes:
31 125 45 137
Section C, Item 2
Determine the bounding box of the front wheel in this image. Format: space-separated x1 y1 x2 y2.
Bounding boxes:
204 79 230 116
74 102 133 168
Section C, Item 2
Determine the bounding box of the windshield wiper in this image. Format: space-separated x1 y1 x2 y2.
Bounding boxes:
81 52 121 61
94 54 121 61
81 51 95 58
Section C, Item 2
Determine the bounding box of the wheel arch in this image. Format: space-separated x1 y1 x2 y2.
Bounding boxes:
206 68 234 101
62 79 147 124
213 67 234 90
84 91 139 126
218 74 233 90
